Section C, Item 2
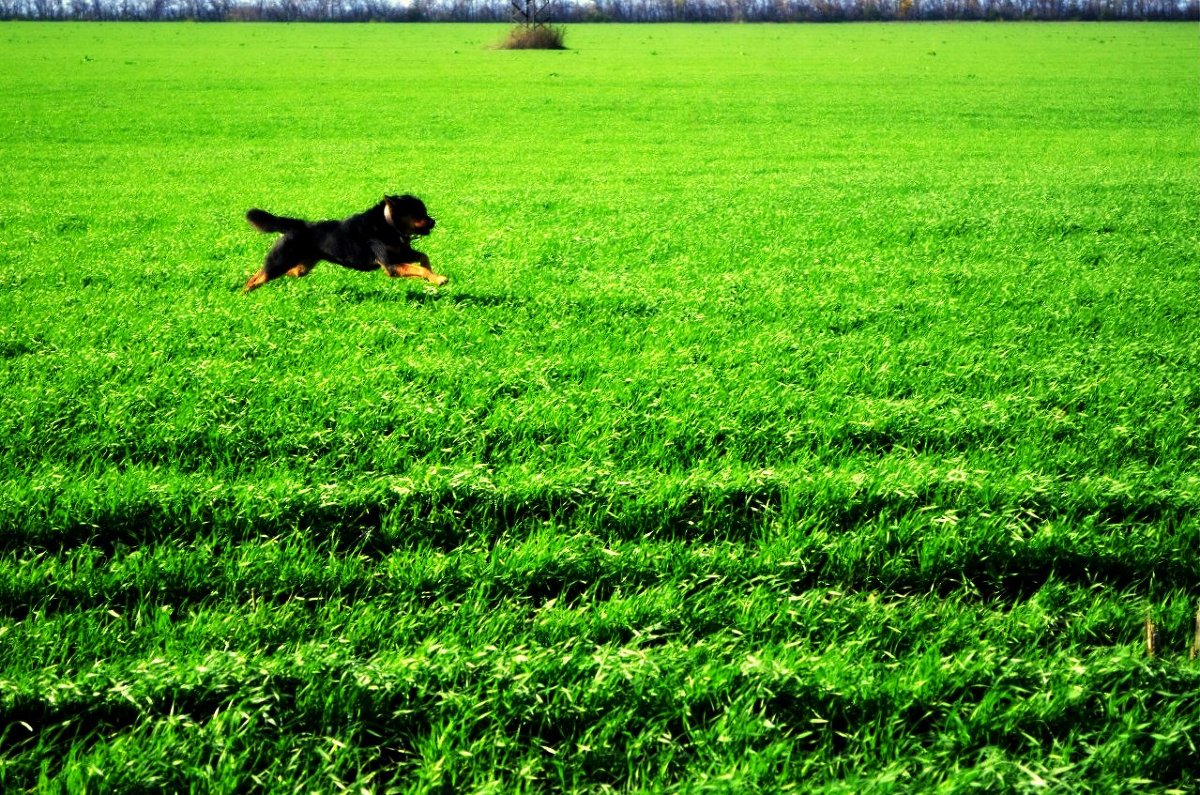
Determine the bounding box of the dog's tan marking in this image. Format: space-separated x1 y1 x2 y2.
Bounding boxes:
286 264 313 278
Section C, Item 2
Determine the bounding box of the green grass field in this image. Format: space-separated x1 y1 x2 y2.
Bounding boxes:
1 20 1198 793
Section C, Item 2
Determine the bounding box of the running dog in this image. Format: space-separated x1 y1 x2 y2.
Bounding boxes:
242 194 446 292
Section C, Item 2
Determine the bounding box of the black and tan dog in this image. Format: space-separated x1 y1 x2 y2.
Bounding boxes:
242 194 446 292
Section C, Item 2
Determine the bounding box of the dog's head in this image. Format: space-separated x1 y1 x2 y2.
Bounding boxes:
384 194 435 239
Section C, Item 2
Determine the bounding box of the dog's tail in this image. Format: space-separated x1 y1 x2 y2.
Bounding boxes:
246 209 307 234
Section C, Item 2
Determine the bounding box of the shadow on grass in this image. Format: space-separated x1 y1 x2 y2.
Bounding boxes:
332 285 528 308
331 286 661 323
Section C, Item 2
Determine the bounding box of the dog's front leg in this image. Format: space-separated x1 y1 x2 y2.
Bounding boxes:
383 250 448 286
388 262 448 286
371 240 392 272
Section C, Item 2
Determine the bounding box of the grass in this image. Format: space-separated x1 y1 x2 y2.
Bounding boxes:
1 20 1199 793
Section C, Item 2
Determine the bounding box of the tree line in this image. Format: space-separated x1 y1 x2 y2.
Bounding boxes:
2 0 1194 21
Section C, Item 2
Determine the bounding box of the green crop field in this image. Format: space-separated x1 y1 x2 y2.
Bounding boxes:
1 20 1198 793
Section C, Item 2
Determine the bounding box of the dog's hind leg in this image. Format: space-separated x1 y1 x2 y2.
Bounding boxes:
243 270 265 292
244 239 314 293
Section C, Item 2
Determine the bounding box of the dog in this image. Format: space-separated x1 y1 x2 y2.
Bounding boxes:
242 194 446 293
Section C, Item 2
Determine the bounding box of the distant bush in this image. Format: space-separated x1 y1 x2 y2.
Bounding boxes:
500 24 567 51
